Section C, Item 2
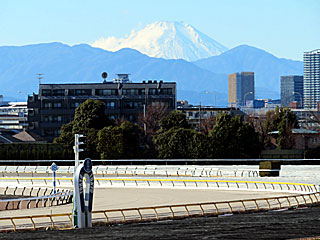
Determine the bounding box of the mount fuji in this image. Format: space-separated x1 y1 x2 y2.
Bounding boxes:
91 21 228 62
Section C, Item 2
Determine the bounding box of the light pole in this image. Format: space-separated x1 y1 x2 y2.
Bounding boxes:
205 91 216 107
243 92 253 107
37 73 43 85
143 87 148 136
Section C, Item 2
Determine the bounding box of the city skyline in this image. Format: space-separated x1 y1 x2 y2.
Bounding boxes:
0 0 319 60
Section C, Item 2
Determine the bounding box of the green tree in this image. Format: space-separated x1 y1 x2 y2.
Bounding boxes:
154 128 209 159
54 99 114 159
264 107 298 149
265 106 298 132
159 110 190 132
97 126 124 159
97 121 142 159
73 99 110 132
53 121 75 148
209 113 261 158
120 121 142 158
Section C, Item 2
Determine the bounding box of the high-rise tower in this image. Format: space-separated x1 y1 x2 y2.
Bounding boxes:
303 49 320 109
228 72 255 107
281 75 303 108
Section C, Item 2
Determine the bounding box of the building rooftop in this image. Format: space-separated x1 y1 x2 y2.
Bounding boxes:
39 80 174 86
304 49 320 54
268 128 319 135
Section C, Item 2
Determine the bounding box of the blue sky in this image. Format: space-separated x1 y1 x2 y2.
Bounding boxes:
0 0 319 60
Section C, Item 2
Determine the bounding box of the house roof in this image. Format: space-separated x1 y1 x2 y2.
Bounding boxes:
0 129 46 143
268 128 319 135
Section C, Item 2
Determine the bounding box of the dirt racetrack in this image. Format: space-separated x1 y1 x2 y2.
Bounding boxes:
2 206 320 240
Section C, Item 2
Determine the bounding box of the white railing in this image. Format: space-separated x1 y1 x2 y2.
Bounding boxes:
0 165 260 178
0 177 317 194
0 186 73 211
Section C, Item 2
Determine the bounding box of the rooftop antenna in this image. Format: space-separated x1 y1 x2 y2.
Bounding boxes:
37 73 43 85
102 72 108 83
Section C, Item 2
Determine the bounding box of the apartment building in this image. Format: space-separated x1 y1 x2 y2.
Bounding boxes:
28 74 176 141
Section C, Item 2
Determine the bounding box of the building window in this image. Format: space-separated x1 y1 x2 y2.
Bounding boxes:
133 102 142 108
128 115 136 121
44 116 52 122
149 88 158 95
160 88 173 95
123 89 145 95
44 115 62 122
108 115 116 120
53 102 62 108
56 116 62 122
42 89 51 96
125 102 133 109
152 101 167 107
52 89 65 96
70 102 81 108
44 129 54 135
28 109 34 116
106 102 115 109
124 101 142 109
73 89 91 96
96 89 118 96
43 102 52 109
44 129 60 136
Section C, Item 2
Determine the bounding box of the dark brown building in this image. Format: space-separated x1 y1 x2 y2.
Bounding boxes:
28 75 176 141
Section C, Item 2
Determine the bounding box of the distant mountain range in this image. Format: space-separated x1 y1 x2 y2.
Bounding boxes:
92 21 228 62
194 45 303 96
0 43 303 106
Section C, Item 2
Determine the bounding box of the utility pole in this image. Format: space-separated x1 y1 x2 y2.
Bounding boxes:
74 134 85 167
199 102 201 132
143 104 147 136
73 134 86 227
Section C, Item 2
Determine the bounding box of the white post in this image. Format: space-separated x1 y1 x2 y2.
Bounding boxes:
73 158 94 228
50 162 58 195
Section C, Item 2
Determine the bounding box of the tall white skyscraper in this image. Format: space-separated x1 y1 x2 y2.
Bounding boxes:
303 49 320 109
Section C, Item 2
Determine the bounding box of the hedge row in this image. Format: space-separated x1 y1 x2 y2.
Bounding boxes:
0 143 74 160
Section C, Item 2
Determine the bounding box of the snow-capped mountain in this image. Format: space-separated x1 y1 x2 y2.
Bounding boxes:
91 21 228 61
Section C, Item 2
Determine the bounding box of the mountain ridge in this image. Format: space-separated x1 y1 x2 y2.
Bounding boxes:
194 44 303 94
0 42 303 105
0 42 228 105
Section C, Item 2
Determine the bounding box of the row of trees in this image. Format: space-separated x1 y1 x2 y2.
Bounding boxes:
154 111 262 159
54 99 299 159
0 98 304 160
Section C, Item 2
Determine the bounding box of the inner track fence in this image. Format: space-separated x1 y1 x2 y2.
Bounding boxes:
0 186 73 211
0 177 317 194
0 192 319 232
0 165 260 178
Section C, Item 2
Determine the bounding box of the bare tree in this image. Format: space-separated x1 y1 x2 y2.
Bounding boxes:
200 116 216 135
114 115 126 126
138 102 169 136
